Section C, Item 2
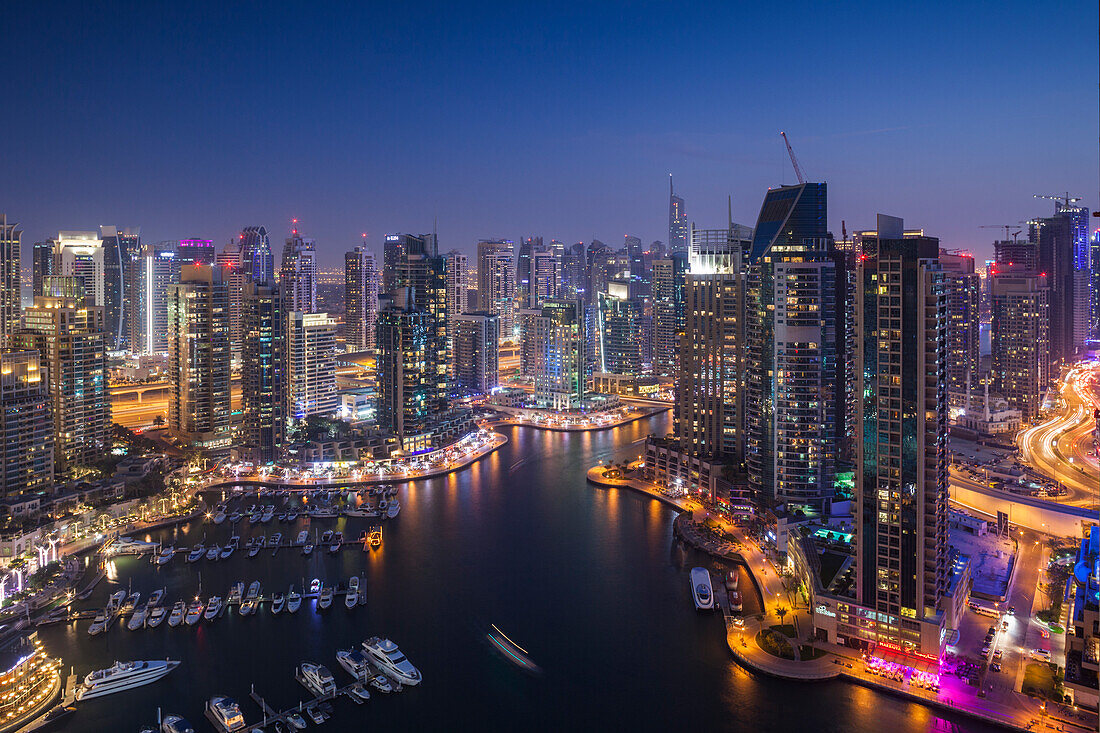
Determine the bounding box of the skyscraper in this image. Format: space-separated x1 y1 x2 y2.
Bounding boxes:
345 246 379 351
516 236 541 309
0 351 54 495
389 239 449 403
279 229 317 315
597 282 645 376
126 241 180 354
55 231 105 308
668 175 688 254
651 252 688 378
939 251 980 407
531 299 587 410
452 312 500 396
285 312 337 420
745 182 842 512
31 241 55 298
177 237 216 266
15 296 110 469
239 227 273 283
167 266 231 449
853 216 948 657
1035 201 1089 369
242 280 284 461
477 239 516 335
0 215 21 349
217 239 248 358
560 242 587 300
444 249 469 348
529 248 561 308
624 235 645 285
991 268 1050 421
99 226 141 350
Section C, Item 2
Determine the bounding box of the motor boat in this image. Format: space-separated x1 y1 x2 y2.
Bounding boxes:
285 712 307 730
247 539 261 558
110 537 159 556
328 531 342 554
156 546 175 565
219 544 234 560
127 602 149 630
318 585 333 610
205 547 220 561
348 683 371 703
336 648 371 680
369 528 382 549
75 659 180 700
204 596 223 620
298 661 336 697
185 599 204 626
269 532 282 548
362 637 421 686
147 604 167 628
227 582 244 605
167 601 186 627
345 576 359 608
228 535 241 549
278 512 288 522
309 578 322 595
161 714 195 733
377 498 388 512
302 541 314 556
121 592 141 614
212 510 226 525
240 582 261 616
187 544 205 562
287 587 302 613
271 591 285 615
386 498 401 519
148 589 165 607
260 506 274 523
206 696 246 732
486 624 542 674
228 512 242 524
368 673 394 693
248 510 261 524
286 511 298 522
88 612 108 636
690 567 714 611
306 706 325 724
295 530 309 545
106 590 127 612
320 530 333 545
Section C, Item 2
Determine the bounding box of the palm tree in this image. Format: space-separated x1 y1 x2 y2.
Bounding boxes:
776 606 789 624
152 414 165 427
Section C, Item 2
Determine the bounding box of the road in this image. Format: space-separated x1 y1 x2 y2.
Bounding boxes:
110 388 242 429
1017 361 1100 508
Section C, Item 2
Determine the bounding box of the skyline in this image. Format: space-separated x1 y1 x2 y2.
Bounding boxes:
2 1 1097 266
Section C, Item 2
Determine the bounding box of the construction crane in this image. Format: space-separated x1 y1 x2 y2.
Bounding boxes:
979 224 1026 241
1034 193 1082 209
780 131 805 185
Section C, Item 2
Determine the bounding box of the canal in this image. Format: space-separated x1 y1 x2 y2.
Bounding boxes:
38 412 1000 732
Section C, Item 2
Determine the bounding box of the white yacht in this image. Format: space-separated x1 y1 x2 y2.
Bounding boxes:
240 581 261 616
247 539 261 558
147 605 167 628
227 582 244 605
219 544 234 560
167 601 186 627
302 541 314 556
212 510 226 525
285 711 307 730
260 506 274 523
185 599 204 626
111 537 158 555
298 662 336 697
206 696 246 732
106 590 127 612
386 498 401 519
336 648 371 680
286 510 298 522
121 592 141 614
127 603 149 631
271 591 285 615
75 659 179 700
187 544 205 562
345 576 359 608
155 545 175 565
88 612 108 636
348 682 371 703
148 589 165 607
318 585 333 610
286 587 302 613
362 637 421 686
205 547 219 561
690 567 714 611
295 530 309 545
161 714 195 733
204 596 223 620
269 532 282 548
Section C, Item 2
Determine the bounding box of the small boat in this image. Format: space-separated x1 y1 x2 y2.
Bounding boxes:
271 591 285 615
161 714 195 733
88 612 108 636
185 599 204 626
368 673 394 693
206 696 246 732
269 532 282 548
228 512 242 524
147 604 167 628
219 544 234 560
106 590 127 612
248 510 261 524
369 527 382 549
187 544 205 562
148 588 165 607
318 585 333 610
348 682 371 703
287 511 298 522
75 659 180 701
213 510 226 525
155 545 175 565
247 540 261 558
306 706 325 724
285 712 307 730
278 512 288 522
345 577 359 608
302 541 314 556
167 601 186 627
377 498 388 512
127 603 149 630
260 506 274 523
336 648 371 680
295 530 309 545
287 587 302 613
205 548 219 561
320 530 333 545
386 498 401 518
298 661 336 697
121 592 141 614
690 567 714 612
729 590 743 612
363 636 421 685
204 596 223 620
310 578 322 594
240 582 261 616
227 582 244 605
228 535 241 549
42 704 77 724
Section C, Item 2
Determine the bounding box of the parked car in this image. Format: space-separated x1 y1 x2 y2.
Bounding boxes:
1029 648 1051 662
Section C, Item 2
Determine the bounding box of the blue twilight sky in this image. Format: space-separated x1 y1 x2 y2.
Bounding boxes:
2 1 1097 267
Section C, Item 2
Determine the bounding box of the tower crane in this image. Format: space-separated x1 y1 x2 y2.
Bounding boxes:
780 131 805 185
1034 193 1082 208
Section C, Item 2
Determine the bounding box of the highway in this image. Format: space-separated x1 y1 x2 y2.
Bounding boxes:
1017 361 1099 509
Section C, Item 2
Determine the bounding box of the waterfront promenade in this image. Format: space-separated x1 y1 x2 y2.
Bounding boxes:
586 462 1098 733
490 405 667 432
